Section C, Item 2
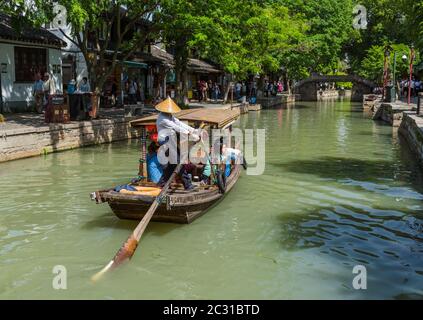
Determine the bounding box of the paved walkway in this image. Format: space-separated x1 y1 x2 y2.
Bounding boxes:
0 108 154 135
0 101 242 135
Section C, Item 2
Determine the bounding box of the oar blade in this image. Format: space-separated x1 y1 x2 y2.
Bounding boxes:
91 234 139 282
91 260 114 283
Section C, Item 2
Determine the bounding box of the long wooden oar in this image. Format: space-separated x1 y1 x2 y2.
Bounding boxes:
91 162 183 282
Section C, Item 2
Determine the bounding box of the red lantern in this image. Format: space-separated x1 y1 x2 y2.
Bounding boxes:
145 125 157 132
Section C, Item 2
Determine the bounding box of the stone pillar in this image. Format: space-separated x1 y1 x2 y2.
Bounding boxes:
351 83 372 102
298 82 318 101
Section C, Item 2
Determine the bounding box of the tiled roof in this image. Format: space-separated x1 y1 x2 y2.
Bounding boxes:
138 45 222 73
0 13 65 47
188 58 221 73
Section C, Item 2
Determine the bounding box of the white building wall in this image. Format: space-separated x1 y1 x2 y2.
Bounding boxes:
0 42 63 111
49 48 63 93
48 28 88 83
0 43 32 110
75 51 88 83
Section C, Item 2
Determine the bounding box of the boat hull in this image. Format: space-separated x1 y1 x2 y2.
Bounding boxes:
95 165 241 224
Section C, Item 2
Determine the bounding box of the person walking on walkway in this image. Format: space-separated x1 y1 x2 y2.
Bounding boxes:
251 80 257 97
242 81 247 97
235 81 242 99
208 80 213 100
277 81 283 93
128 78 138 104
42 72 56 112
32 73 44 113
78 77 91 92
415 79 422 95
202 80 208 102
263 80 269 97
213 82 220 101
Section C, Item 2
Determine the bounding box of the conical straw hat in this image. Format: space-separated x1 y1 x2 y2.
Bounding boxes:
155 97 181 114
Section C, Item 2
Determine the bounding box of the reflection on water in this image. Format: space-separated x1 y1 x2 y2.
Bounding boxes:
0 99 422 299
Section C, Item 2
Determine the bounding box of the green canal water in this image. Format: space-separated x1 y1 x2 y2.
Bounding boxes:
1 99 423 299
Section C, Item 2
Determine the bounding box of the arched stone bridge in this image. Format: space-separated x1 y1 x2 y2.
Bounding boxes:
294 75 377 101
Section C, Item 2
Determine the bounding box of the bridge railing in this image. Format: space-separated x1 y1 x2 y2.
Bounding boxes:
294 74 376 89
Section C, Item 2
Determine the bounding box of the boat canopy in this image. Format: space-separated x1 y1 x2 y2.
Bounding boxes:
130 108 240 129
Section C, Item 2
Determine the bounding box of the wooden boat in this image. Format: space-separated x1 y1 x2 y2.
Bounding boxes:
91 108 241 224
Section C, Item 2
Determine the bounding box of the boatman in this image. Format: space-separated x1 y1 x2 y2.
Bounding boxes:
155 97 200 190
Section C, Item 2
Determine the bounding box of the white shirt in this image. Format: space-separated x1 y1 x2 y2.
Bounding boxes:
156 112 195 142
79 82 91 92
43 78 56 95
129 82 137 94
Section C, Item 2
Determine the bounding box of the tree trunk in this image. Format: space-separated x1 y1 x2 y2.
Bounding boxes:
175 65 182 104
286 72 291 95
223 82 231 102
174 59 189 106
181 68 189 105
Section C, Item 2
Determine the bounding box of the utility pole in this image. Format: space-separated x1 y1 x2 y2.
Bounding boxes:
382 46 391 100
392 52 397 99
408 45 415 105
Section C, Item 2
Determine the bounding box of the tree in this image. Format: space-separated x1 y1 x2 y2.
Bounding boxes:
283 0 355 75
358 43 420 83
52 0 161 95
0 0 51 29
1 1 162 97
158 0 230 103
347 0 423 75
159 0 307 102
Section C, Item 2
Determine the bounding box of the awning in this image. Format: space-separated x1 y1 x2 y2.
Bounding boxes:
130 108 240 129
123 60 148 69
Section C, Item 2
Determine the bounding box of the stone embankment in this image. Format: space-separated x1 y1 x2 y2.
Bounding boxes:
0 114 140 163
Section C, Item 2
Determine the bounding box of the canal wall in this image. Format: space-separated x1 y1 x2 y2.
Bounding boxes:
363 94 382 111
0 117 140 162
398 93 423 163
257 94 296 108
372 101 416 127
399 112 423 164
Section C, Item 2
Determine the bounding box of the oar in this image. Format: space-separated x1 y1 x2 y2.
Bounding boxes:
91 162 183 282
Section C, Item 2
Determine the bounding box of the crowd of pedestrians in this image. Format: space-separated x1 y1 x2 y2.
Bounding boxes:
400 78 422 97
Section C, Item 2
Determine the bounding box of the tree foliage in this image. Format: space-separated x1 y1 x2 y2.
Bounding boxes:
2 0 422 92
53 0 161 93
358 44 420 83
348 0 423 78
159 0 307 100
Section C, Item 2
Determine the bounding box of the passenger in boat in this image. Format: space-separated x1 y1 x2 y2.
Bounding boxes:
147 142 163 184
178 160 210 188
193 148 211 185
221 144 242 177
200 158 211 185
155 97 200 190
